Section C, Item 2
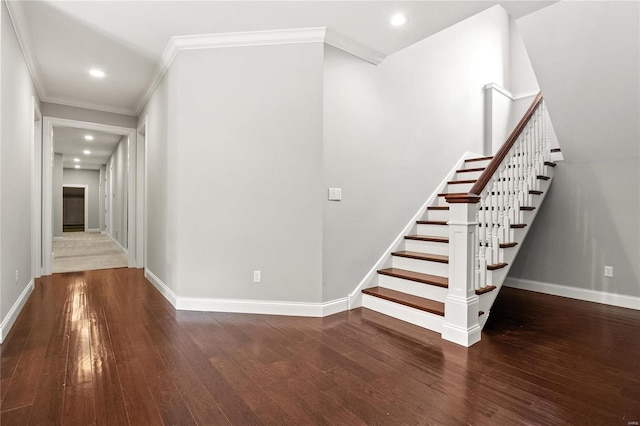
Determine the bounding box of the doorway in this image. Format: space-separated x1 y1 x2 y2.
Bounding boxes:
62 185 87 232
41 117 140 275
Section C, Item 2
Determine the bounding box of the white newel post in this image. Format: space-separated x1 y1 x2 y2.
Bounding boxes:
442 197 482 347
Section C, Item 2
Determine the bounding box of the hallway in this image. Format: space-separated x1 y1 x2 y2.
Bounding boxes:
0 269 638 425
53 232 128 273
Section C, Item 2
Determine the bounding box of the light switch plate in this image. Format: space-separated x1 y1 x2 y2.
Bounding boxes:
328 188 342 201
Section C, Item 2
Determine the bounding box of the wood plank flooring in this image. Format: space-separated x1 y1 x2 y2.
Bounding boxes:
1 268 638 425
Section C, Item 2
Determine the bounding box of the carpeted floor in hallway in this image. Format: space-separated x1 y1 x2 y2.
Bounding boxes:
53 232 128 273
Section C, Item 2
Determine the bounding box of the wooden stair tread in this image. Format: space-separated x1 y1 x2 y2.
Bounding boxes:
520 206 535 211
392 251 448 263
487 262 508 271
377 268 448 288
529 190 543 195
405 235 448 243
362 287 445 316
447 179 477 185
544 161 557 167
537 175 551 181
465 156 493 163
427 206 449 211
438 192 466 197
500 242 518 248
475 285 497 295
551 148 562 153
511 223 527 229
457 167 485 173
417 220 447 225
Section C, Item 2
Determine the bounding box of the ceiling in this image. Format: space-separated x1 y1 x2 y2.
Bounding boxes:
7 1 555 116
11 1 555 170
54 127 123 170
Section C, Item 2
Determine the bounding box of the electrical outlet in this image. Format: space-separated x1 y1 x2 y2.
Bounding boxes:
253 270 261 283
15 270 19 285
604 266 613 277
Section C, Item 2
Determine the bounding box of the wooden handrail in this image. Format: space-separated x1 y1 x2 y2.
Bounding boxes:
446 91 543 204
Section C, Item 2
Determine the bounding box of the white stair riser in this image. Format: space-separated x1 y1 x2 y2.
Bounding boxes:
362 294 443 333
456 170 484 180
463 159 492 169
446 182 474 193
417 223 448 237
378 274 447 303
427 209 449 222
392 256 449 276
436 196 449 207
404 239 449 256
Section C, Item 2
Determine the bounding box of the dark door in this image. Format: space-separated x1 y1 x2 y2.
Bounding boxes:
63 187 85 232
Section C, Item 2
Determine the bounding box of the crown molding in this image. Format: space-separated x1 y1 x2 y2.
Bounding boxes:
40 94 137 116
134 27 386 114
5 0 46 101
5 7 387 117
325 28 386 65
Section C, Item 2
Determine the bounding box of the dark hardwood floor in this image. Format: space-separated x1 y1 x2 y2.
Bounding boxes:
1 268 638 425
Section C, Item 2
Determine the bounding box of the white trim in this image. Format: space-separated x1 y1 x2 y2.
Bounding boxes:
347 151 482 309
176 296 348 318
37 94 135 116
144 268 177 308
109 234 128 256
142 268 348 317
324 28 386 65
62 184 89 232
504 277 640 311
4 2 45 102
483 82 539 101
134 27 385 114
0 280 34 343
53 236 64 241
322 297 349 317
31 97 43 279
87 228 100 233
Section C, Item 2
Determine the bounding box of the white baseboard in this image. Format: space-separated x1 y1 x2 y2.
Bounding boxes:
144 268 177 308
53 236 63 241
176 295 349 318
142 269 349 317
0 280 35 343
504 277 640 311
110 236 128 256
87 228 100 233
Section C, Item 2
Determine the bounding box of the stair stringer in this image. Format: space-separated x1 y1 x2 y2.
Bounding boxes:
347 151 481 310
477 168 556 328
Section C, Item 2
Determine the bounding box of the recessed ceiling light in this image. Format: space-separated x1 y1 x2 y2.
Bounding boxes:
74 165 81 169
84 135 94 141
83 150 91 155
390 13 408 27
89 69 105 78
73 158 80 162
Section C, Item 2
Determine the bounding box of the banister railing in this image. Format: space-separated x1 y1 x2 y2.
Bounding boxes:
441 92 550 347
445 92 544 204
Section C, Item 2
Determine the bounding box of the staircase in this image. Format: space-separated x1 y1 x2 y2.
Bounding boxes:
354 93 558 346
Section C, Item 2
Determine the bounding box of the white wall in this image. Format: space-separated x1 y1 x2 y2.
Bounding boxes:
41 102 137 129
138 66 175 293
0 0 39 331
141 43 324 303
322 5 511 301
52 152 63 237
63 168 100 230
107 137 127 249
510 1 640 297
